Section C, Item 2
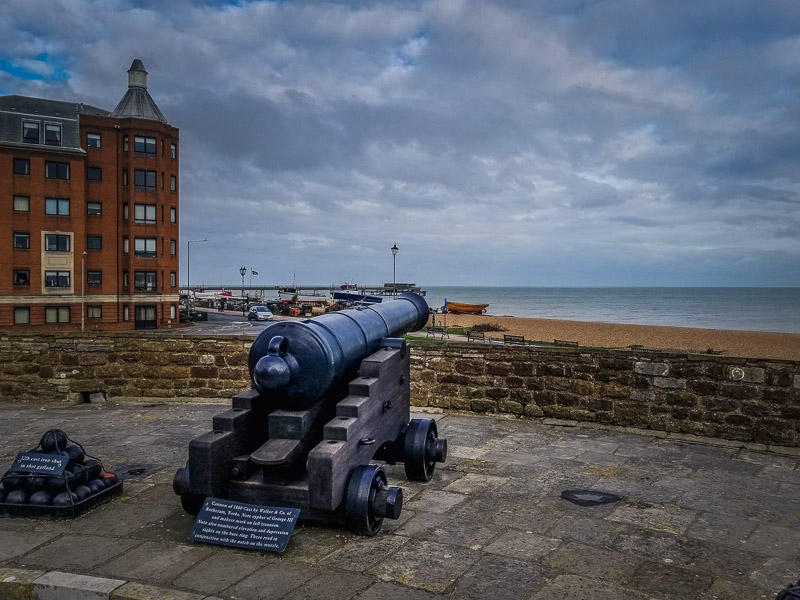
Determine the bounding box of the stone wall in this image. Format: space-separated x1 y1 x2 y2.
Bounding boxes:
0 332 251 403
410 340 800 447
1 332 798 446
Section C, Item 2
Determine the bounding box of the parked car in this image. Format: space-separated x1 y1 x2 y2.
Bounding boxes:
247 306 274 321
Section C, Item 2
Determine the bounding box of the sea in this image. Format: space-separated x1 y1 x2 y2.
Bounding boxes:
422 287 800 333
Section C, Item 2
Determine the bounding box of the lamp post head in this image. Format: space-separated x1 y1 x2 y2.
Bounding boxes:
240 266 247 277
391 243 398 256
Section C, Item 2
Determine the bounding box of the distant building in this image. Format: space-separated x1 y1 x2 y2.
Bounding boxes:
0 59 180 330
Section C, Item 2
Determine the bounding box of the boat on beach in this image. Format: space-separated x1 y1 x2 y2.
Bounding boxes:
444 299 489 315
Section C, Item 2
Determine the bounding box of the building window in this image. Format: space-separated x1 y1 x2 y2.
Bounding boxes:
14 195 30 212
134 237 157 258
134 169 156 190
87 166 102 181
170 174 177 191
45 124 62 146
45 306 70 323
87 202 102 215
122 170 128 186
87 235 102 250
13 232 30 249
170 143 177 159
134 204 156 224
22 121 40 144
123 204 129 219
44 271 71 288
14 158 30 175
45 197 70 216
45 161 70 179
123 237 129 253
14 269 30 286
87 270 102 285
170 239 177 255
45 234 70 252
123 271 129 288
135 305 157 328
87 306 102 318
170 304 176 319
170 207 176 223
170 271 177 287
14 307 30 325
123 306 130 321
134 136 156 156
87 133 101 148
134 271 157 291
123 135 128 152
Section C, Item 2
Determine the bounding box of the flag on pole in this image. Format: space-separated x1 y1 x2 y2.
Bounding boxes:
251 269 259 276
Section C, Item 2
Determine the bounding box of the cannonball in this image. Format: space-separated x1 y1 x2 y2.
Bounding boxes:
70 466 88 485
88 479 106 494
29 490 52 505
52 491 78 507
47 474 67 492
83 459 102 480
65 445 85 465
30 476 49 491
74 485 92 501
41 429 68 453
101 472 119 486
5 489 29 504
2 472 30 491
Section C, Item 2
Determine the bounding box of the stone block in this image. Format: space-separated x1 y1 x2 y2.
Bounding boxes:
512 362 535 376
470 399 497 412
190 366 218 378
599 382 629 399
524 403 544 417
498 400 524 414
33 571 126 600
487 362 512 376
635 362 669 376
505 376 524 388
570 379 594 396
111 582 205 600
689 379 718 395
652 377 686 389
664 391 698 407
485 387 510 400
728 366 765 383
0 566 46 599
455 359 485 375
719 383 759 400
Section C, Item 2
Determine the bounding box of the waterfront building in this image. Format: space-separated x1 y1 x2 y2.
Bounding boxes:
0 59 180 330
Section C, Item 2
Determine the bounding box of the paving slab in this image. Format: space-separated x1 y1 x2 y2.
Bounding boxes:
1 401 799 599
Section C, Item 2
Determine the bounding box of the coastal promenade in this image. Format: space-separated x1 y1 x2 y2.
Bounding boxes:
1 401 799 599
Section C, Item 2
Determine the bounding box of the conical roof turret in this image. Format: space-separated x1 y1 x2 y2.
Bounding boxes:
110 58 168 123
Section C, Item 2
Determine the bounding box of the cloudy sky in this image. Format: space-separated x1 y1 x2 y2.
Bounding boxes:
2 0 799 288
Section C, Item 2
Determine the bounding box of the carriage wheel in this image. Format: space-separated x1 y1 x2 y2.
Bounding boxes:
345 464 402 536
403 418 447 482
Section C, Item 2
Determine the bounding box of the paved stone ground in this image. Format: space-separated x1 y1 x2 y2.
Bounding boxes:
1 401 799 599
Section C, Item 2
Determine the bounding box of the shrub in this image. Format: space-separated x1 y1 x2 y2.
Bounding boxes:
471 322 507 333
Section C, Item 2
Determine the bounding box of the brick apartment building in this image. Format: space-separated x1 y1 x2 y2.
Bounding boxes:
0 59 180 330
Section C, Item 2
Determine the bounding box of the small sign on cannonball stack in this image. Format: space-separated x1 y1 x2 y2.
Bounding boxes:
0 428 122 517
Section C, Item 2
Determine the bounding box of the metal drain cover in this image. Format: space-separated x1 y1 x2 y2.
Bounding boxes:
561 489 622 507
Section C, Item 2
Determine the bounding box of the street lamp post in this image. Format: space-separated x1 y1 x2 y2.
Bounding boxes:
240 266 247 316
391 243 399 297
186 239 208 322
81 251 87 332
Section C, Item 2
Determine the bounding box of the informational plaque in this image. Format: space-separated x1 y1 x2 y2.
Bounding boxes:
10 452 69 476
189 498 300 552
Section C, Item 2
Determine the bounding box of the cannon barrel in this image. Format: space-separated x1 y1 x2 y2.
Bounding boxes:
248 293 429 407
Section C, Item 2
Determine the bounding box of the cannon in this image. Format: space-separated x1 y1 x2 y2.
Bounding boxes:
174 293 447 535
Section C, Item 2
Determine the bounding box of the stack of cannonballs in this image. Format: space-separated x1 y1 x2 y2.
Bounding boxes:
0 429 120 511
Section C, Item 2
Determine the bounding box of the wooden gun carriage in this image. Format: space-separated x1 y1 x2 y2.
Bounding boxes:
173 293 446 535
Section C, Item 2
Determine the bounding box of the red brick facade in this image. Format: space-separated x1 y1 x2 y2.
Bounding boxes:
0 61 180 330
